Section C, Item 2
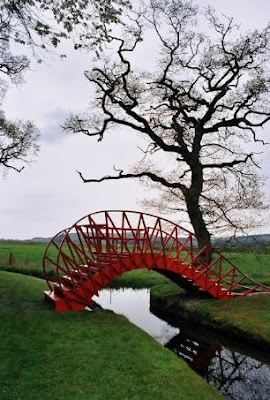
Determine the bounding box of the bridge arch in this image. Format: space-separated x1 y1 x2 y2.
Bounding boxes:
43 210 270 311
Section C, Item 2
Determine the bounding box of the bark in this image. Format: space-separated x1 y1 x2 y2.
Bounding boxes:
184 162 212 264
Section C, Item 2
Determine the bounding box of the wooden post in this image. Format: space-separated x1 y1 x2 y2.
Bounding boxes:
9 252 13 265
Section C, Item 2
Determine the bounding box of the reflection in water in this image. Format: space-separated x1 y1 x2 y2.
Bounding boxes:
209 349 270 400
165 332 219 376
166 331 270 400
93 288 179 344
93 288 270 400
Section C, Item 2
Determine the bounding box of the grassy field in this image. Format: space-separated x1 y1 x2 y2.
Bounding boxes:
224 251 270 285
1 240 270 399
151 282 270 352
0 240 170 288
0 270 222 400
0 240 270 285
0 240 49 277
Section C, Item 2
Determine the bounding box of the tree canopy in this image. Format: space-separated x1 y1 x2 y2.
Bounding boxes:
0 0 130 172
64 0 270 244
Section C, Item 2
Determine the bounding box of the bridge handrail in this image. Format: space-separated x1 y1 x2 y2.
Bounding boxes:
43 210 269 296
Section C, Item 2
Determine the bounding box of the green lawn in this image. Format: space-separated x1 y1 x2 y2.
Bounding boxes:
0 270 222 400
1 240 270 286
1 240 270 399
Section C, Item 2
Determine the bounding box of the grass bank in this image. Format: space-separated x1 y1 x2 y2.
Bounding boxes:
0 270 222 400
1 240 270 353
150 283 270 352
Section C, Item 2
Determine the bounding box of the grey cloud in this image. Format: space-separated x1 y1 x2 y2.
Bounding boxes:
40 108 71 144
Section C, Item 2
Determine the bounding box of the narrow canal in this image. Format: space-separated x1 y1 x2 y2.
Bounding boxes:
93 288 270 400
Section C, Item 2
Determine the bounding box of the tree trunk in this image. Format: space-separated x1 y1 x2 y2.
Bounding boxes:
184 163 212 265
186 193 211 245
186 194 212 265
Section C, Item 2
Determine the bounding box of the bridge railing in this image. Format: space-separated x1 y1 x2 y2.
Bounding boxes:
43 210 270 298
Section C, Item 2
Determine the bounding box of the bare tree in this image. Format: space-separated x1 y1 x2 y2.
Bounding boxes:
0 0 131 173
64 0 270 248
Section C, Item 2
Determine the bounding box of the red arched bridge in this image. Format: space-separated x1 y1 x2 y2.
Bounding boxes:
43 210 270 311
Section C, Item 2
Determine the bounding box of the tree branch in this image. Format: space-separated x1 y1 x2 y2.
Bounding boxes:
77 167 187 192
202 153 254 169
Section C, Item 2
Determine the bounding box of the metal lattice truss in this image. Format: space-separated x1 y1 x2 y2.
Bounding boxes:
43 210 270 311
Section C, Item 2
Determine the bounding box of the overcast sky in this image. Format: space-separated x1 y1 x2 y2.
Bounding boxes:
1 0 270 239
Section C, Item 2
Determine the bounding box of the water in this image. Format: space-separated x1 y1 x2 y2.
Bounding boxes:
94 288 179 344
93 288 270 400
